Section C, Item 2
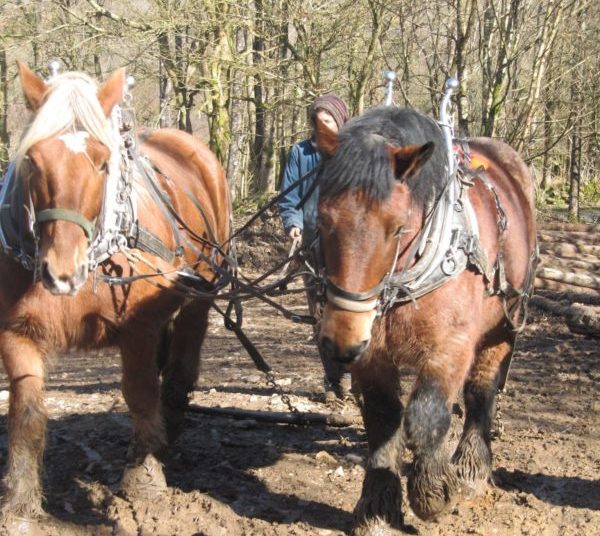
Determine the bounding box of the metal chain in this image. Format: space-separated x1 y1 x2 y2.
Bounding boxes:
263 370 301 415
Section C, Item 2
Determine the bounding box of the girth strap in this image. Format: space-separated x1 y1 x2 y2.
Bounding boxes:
128 222 181 264
36 208 95 242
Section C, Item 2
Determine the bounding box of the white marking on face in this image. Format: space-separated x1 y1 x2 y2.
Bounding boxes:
59 132 89 154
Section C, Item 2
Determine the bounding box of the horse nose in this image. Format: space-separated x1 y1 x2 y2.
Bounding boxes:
320 336 370 364
40 260 87 295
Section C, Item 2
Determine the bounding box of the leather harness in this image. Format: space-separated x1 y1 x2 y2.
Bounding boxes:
321 140 538 334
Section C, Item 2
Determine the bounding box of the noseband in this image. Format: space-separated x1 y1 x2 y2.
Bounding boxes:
36 208 96 242
325 278 386 313
323 236 403 314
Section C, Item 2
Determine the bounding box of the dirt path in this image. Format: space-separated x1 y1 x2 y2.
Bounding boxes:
0 282 598 535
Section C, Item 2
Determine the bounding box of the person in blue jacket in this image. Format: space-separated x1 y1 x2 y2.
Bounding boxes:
278 94 351 402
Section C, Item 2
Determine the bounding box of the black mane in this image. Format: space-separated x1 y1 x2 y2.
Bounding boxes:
319 107 448 208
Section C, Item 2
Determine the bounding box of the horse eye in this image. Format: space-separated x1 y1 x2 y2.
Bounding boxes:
393 225 403 237
99 162 109 174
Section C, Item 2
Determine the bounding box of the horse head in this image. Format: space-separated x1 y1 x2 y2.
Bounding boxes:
316 107 445 364
16 62 125 295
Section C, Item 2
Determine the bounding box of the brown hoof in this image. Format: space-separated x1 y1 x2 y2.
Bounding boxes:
1 514 47 536
353 468 403 531
408 459 459 521
119 454 167 500
0 489 45 532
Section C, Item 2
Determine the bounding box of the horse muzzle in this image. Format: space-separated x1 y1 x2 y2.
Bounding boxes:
319 335 370 364
39 258 88 296
318 301 376 364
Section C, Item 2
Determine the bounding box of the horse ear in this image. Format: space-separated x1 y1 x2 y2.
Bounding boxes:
387 142 435 181
17 61 48 112
97 68 126 117
314 116 339 156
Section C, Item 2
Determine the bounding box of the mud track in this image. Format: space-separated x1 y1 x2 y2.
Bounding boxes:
0 213 598 534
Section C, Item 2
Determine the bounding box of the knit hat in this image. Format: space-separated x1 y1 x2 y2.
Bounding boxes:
309 94 349 130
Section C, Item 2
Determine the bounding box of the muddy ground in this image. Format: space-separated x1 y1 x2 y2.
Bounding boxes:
0 211 598 535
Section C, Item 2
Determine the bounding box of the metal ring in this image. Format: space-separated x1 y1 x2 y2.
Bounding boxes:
441 255 458 276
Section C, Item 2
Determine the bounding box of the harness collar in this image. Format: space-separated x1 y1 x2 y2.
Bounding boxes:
323 141 489 314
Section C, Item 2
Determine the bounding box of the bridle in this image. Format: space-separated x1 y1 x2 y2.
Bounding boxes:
324 235 404 314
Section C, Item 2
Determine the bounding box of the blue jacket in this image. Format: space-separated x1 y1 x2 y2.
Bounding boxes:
278 139 320 246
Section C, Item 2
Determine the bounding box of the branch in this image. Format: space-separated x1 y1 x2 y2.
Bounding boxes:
85 0 151 32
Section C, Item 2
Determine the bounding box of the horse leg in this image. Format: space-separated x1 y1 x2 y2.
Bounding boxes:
404 346 474 520
118 331 167 499
160 300 210 443
0 332 47 519
452 331 515 497
352 360 404 534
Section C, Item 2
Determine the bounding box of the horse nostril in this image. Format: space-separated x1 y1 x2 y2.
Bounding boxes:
40 261 54 285
319 337 370 364
344 339 370 362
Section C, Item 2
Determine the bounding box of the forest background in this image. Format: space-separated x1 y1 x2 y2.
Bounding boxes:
0 0 598 220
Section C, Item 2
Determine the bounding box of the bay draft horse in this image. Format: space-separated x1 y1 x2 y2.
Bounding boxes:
0 64 230 521
315 107 536 533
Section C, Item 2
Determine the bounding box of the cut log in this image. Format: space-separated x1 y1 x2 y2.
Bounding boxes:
187 404 362 427
537 289 600 306
537 266 600 290
539 222 600 233
538 231 600 246
538 254 600 272
530 295 568 315
530 295 600 338
539 242 600 258
534 278 600 295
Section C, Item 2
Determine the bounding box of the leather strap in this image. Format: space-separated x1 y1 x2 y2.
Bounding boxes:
36 208 95 241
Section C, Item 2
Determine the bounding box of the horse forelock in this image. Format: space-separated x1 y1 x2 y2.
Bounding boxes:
15 72 119 172
319 107 448 208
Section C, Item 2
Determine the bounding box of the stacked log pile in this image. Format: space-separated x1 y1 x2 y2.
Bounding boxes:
533 222 600 338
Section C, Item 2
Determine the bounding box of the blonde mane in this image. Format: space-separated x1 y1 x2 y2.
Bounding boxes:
15 71 120 171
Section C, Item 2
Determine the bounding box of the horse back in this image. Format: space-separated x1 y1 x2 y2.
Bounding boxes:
138 129 231 246
466 137 537 292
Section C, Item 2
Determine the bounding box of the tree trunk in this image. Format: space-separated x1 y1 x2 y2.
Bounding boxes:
568 129 581 222
227 27 249 201
480 0 521 137
567 7 585 223
537 266 600 291
250 0 276 193
454 0 477 136
159 59 173 128
0 48 9 173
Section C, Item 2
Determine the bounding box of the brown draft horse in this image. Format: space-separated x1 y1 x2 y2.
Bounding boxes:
315 107 536 533
0 64 230 521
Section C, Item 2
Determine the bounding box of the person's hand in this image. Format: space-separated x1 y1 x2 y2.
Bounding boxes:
288 227 302 240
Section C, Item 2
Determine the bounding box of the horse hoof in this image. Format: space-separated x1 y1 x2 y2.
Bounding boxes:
460 477 490 500
408 459 460 521
452 430 492 499
0 512 46 536
0 491 45 531
353 468 403 530
119 454 167 500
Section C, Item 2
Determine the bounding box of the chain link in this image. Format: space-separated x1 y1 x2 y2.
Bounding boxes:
263 370 301 415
